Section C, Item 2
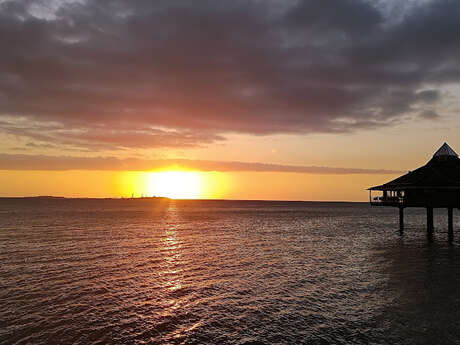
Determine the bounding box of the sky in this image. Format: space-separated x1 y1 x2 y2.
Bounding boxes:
2 0 460 200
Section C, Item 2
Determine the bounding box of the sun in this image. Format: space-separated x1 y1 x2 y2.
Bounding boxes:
146 171 203 199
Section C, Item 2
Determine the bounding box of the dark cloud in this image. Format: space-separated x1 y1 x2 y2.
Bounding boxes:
416 89 441 104
419 109 440 119
0 153 402 174
0 0 458 149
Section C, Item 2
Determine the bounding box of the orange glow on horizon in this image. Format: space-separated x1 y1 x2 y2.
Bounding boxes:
0 169 394 201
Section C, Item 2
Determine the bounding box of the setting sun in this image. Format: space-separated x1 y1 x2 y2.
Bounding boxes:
146 171 203 199
117 170 230 199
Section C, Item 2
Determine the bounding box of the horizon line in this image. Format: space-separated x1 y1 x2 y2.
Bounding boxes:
0 195 368 203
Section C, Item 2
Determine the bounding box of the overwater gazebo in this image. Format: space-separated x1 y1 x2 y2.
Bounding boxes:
368 143 460 240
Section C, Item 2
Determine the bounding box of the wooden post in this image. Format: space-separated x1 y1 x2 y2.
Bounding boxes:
427 207 434 237
448 207 453 242
399 207 404 234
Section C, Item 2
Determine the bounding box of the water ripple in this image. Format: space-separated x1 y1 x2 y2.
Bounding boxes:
1 199 460 344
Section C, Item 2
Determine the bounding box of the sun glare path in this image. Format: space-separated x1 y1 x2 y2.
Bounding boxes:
147 171 203 199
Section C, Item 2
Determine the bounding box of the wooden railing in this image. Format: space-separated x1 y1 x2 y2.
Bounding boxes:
370 196 405 206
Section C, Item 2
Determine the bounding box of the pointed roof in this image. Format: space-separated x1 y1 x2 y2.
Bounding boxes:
369 143 460 190
433 142 458 158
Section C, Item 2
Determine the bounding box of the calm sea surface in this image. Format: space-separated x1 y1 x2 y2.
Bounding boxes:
1 198 460 344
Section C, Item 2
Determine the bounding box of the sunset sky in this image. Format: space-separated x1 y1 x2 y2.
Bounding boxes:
2 0 460 200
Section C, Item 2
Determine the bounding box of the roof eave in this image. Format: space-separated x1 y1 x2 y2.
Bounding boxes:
368 185 460 191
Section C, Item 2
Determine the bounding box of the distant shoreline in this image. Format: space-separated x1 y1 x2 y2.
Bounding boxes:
0 196 367 203
0 196 169 201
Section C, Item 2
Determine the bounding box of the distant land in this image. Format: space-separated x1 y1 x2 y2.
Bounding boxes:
0 196 170 200
0 196 367 204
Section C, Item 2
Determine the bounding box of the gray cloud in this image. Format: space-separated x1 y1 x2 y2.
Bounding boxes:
416 90 441 104
0 153 402 174
419 109 440 119
0 0 457 149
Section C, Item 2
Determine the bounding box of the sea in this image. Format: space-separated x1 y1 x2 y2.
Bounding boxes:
1 198 460 345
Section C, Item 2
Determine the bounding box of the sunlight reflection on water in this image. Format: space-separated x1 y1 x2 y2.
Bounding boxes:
1 199 460 344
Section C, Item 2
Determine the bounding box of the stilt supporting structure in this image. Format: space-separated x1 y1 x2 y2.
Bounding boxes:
448 207 454 242
399 207 404 234
427 207 434 237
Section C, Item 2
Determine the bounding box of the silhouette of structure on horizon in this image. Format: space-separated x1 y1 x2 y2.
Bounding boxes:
369 143 460 241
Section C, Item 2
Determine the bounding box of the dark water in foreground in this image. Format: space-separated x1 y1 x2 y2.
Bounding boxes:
1 199 460 345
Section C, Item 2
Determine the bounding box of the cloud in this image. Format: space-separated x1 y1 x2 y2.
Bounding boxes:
416 90 441 104
0 116 223 149
0 153 402 174
419 109 439 119
0 0 458 149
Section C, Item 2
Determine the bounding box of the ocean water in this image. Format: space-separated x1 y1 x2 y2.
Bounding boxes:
1 198 460 345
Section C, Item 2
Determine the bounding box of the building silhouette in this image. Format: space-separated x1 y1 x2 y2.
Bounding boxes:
369 143 460 240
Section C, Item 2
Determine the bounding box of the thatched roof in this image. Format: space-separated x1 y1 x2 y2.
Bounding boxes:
369 143 460 191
